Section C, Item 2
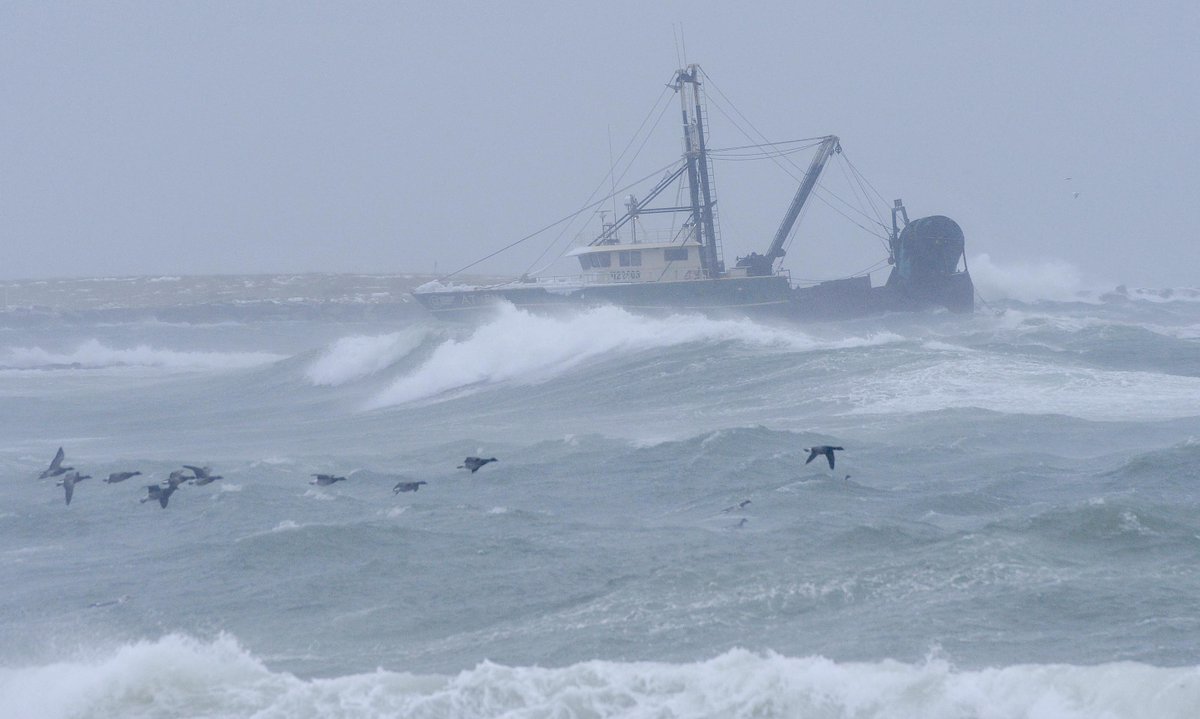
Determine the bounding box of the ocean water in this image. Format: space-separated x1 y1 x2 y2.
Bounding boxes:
2 275 1199 718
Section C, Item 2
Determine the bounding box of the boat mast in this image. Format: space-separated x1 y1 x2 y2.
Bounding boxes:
674 65 721 278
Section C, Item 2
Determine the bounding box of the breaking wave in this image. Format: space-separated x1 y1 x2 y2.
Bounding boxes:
305 330 428 386
366 304 901 408
0 339 284 372
2 633 1197 719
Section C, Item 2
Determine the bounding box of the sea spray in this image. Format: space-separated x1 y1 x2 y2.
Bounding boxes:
305 330 428 386
366 303 902 407
2 636 1198 719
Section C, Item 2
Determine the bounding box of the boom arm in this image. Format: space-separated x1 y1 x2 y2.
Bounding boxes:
738 135 840 276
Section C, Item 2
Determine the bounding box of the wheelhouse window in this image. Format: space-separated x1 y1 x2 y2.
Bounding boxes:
578 253 612 269
664 247 689 262
618 250 642 267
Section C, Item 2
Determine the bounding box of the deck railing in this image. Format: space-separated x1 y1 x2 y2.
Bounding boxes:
497 268 719 288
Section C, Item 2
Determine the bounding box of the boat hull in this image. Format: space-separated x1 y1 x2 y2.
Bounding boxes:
412 271 972 322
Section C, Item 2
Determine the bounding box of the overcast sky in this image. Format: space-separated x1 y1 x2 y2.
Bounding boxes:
2 1 1197 288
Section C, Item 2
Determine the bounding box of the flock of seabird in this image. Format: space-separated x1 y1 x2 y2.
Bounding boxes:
37 447 502 508
39 444 847 527
37 447 229 508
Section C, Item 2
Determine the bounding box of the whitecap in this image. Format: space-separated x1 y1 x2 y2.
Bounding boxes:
306 330 427 386
0 339 283 372
366 304 900 408
2 635 1198 719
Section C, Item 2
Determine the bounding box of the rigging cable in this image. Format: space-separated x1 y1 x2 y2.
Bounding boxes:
835 156 891 254
841 152 892 210
700 70 889 249
700 70 897 279
790 257 890 285
522 85 675 276
437 158 686 283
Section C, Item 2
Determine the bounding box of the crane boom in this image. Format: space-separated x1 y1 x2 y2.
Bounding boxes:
736 135 841 276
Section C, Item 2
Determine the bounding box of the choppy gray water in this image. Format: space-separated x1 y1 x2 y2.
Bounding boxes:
2 275 1199 718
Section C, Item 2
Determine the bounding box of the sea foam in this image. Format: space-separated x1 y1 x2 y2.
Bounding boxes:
0 339 283 372
969 253 1093 303
842 351 1200 421
1 634 1197 719
305 330 428 386
367 304 900 408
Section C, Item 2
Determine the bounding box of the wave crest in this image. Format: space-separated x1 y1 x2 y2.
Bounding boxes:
0 339 283 371
305 330 427 386
367 304 900 408
2 634 1198 719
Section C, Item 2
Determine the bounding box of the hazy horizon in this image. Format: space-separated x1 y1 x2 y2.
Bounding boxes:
4 1 1197 290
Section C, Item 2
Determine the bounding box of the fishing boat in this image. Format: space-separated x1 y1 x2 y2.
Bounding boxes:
413 65 974 321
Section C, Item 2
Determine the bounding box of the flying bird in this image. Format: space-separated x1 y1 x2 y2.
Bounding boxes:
458 457 498 473
311 474 347 486
140 484 176 508
393 481 428 494
104 471 141 484
184 465 223 486
164 470 190 488
57 472 90 505
722 499 752 513
803 445 844 470
39 447 73 479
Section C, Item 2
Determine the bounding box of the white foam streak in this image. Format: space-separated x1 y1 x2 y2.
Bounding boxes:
2 635 1198 719
843 352 1200 421
1 339 283 372
305 330 427 386
1111 286 1200 303
368 304 899 408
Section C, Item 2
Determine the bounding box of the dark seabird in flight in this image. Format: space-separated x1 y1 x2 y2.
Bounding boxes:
141 484 176 508
165 470 190 488
393 481 428 494
104 471 141 484
722 499 752 513
57 471 90 505
39 447 73 479
804 445 844 470
311 474 347 486
458 457 498 473
184 465 223 486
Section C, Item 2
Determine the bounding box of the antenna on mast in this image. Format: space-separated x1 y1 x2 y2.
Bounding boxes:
608 125 618 236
